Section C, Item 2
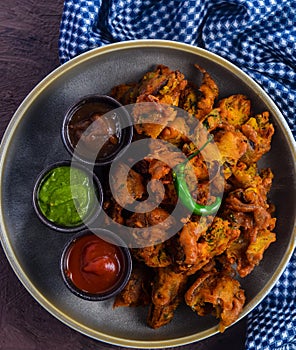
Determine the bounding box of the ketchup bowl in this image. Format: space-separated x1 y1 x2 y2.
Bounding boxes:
60 228 132 301
61 94 133 167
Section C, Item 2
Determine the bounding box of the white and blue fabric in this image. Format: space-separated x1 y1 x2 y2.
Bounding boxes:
246 254 296 349
58 1 296 349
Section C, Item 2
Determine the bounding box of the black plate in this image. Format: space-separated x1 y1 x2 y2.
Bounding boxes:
0 40 295 348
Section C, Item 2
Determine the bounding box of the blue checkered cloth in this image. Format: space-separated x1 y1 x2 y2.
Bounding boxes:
246 254 296 350
59 1 296 348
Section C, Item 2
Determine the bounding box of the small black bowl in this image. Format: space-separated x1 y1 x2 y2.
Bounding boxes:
32 160 103 233
61 94 133 166
60 228 132 301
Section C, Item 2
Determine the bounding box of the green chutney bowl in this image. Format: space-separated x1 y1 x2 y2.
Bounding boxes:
32 160 103 233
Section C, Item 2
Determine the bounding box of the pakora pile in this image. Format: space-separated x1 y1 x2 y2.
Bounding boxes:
104 64 276 332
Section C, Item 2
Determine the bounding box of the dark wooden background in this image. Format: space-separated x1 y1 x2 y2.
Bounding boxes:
0 0 246 349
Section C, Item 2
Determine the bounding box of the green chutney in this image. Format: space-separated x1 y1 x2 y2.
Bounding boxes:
38 166 96 227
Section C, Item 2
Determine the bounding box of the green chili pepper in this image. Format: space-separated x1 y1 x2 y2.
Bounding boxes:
172 136 222 216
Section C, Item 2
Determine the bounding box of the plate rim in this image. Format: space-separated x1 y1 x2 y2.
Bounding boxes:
0 39 295 349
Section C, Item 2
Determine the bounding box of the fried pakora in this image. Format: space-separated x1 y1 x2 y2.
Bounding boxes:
113 263 152 307
185 268 246 332
107 64 276 332
147 267 188 329
175 217 240 276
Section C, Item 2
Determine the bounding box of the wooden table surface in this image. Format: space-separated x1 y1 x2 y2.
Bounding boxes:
0 1 247 349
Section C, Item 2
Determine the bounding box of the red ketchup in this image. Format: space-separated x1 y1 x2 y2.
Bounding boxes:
64 233 124 294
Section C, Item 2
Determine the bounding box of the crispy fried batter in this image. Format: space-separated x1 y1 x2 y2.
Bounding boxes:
185 270 245 332
214 130 248 165
225 170 275 230
176 221 202 266
106 63 276 332
133 97 177 138
111 163 146 207
225 228 276 278
221 161 276 277
148 158 171 181
201 108 223 132
177 217 240 275
160 117 190 146
132 243 172 268
132 65 187 138
194 64 219 120
110 82 138 104
241 111 274 164
147 267 188 328
126 208 175 267
179 82 200 116
113 263 152 307
138 65 187 106
246 229 276 266
218 94 251 127
147 139 186 169
126 208 174 239
103 196 125 225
